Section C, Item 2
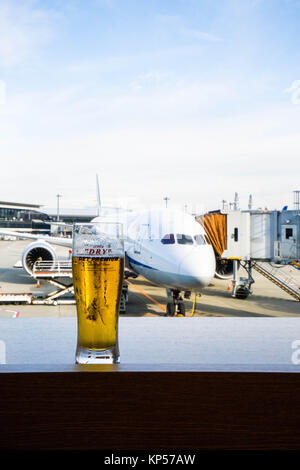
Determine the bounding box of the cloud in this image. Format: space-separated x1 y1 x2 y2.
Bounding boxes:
0 0 56 67
0 75 237 141
182 28 222 43
129 71 182 90
156 14 223 43
1 75 299 211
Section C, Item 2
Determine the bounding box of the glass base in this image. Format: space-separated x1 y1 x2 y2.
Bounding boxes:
75 345 120 364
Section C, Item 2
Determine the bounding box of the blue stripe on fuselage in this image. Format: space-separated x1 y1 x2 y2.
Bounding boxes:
127 254 158 271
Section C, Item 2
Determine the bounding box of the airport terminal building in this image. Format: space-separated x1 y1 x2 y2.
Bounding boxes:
0 201 50 233
0 201 96 235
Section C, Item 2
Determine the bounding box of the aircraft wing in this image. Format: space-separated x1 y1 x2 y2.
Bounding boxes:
50 222 73 228
0 230 72 248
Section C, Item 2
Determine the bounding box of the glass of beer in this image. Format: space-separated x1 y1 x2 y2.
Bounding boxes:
72 222 124 364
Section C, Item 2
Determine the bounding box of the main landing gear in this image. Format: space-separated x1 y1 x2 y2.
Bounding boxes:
165 289 188 316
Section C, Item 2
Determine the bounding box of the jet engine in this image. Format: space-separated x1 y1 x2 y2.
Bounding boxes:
21 241 57 274
214 256 238 280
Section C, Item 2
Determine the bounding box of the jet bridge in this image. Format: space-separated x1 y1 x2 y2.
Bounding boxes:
206 209 300 300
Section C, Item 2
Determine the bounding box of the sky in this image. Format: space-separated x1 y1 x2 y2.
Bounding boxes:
0 0 300 214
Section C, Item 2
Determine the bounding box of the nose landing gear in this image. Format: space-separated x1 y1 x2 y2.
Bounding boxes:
165 289 186 316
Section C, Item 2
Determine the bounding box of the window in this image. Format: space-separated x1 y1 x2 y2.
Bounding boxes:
176 234 194 245
161 233 175 244
194 234 206 245
285 228 293 239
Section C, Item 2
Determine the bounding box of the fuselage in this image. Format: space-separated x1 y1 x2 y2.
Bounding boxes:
0 206 216 291
93 208 215 291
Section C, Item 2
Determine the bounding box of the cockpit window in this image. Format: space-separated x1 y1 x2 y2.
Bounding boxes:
194 234 206 245
161 233 175 245
176 234 194 245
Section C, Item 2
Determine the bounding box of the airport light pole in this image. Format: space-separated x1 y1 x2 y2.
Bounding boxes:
56 194 62 222
163 196 170 208
248 194 253 210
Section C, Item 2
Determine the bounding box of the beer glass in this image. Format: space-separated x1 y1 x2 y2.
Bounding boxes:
72 222 124 364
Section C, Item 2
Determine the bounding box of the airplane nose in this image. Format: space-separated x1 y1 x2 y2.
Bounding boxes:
178 248 215 288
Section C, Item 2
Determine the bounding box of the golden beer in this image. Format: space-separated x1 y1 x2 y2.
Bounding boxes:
72 256 124 355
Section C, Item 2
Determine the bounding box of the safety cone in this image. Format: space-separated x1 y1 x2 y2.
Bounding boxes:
37 280 40 288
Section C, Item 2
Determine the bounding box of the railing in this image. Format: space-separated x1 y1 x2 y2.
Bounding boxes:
291 260 300 271
33 260 72 277
253 262 300 301
263 263 299 291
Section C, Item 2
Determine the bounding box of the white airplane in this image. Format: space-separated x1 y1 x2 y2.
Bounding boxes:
0 178 231 315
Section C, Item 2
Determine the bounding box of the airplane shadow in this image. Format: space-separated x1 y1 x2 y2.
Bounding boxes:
202 284 300 316
195 302 274 318
126 292 166 317
0 268 35 285
245 295 300 315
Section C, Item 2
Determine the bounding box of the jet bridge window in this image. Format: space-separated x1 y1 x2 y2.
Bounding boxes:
285 228 293 239
177 234 194 245
161 233 175 245
194 234 206 245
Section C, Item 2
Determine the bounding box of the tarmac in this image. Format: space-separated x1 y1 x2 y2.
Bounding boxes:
0 239 299 319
